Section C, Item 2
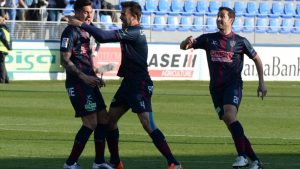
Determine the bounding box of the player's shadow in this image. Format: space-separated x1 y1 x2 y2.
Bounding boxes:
1 153 299 169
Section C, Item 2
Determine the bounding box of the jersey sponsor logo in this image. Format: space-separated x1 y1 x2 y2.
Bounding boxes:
84 95 97 112
210 50 234 63
233 96 239 104
61 38 69 48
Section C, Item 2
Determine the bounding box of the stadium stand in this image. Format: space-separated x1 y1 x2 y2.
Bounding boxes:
282 2 294 18
268 17 281 33
154 0 169 15
165 15 179 31
280 18 293 33
256 17 268 33
244 1 257 17
141 15 151 29
181 0 194 16
295 4 300 18
191 16 203 32
234 1 245 17
100 15 119 30
152 15 165 31
257 1 270 18
205 17 217 32
243 17 255 33
221 0 232 8
207 1 219 16
292 19 300 33
232 17 243 33
194 1 207 16
178 16 192 31
142 0 156 15
168 0 182 15
269 1 283 18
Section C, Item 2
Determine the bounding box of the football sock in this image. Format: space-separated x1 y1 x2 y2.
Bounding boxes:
230 121 246 157
66 125 93 165
150 129 179 165
244 136 259 161
94 124 108 164
106 128 120 164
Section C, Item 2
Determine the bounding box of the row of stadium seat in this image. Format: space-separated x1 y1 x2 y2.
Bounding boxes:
138 15 300 33
119 0 300 18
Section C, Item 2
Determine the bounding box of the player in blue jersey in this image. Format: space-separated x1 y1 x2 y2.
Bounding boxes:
60 0 112 169
180 7 267 169
67 1 182 169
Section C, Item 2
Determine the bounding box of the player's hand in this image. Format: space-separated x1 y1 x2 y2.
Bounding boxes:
81 75 102 88
257 83 267 100
96 77 106 88
180 36 194 50
66 16 83 27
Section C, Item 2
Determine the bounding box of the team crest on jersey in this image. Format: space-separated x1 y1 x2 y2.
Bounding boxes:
61 38 69 48
84 95 96 112
230 40 236 48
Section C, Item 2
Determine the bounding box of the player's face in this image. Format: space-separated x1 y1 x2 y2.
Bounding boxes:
217 10 234 31
75 5 94 25
120 7 133 28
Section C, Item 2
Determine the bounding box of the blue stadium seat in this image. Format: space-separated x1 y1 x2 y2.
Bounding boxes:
242 17 254 33
267 18 280 33
257 2 269 18
100 15 119 30
207 1 219 16
281 3 294 18
221 1 232 8
256 18 268 33
165 16 179 31
181 0 194 16
178 17 192 31
233 1 245 17
292 19 300 33
154 0 169 15
143 0 156 15
141 15 151 29
169 0 182 16
205 17 217 32
134 0 144 7
191 16 204 32
295 4 300 18
152 15 166 31
269 2 283 18
280 18 293 33
194 1 207 16
244 1 257 17
232 17 243 33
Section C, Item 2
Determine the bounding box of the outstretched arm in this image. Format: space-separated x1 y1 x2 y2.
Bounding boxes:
253 54 267 100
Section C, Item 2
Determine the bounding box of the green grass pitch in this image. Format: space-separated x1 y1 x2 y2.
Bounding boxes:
0 80 299 169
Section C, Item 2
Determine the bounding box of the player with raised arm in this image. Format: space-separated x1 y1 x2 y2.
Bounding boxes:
68 1 183 169
180 7 267 169
60 0 112 169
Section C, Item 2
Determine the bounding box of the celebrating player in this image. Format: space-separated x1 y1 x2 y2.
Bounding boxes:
60 0 112 169
68 1 183 169
180 7 267 169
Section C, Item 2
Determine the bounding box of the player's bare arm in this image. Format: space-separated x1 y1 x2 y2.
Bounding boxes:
61 51 105 88
253 55 267 100
180 36 194 50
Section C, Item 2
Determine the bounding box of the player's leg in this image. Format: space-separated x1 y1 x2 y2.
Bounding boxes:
0 53 5 83
137 112 182 169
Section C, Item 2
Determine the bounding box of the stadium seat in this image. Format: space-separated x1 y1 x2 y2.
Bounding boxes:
165 16 179 31
141 15 151 29
295 4 300 18
194 1 207 16
207 1 219 16
178 16 192 31
134 0 144 7
221 1 232 8
269 2 283 18
267 18 280 33
256 17 268 33
244 1 257 17
181 0 194 16
280 18 293 33
292 19 300 33
143 0 156 15
257 2 269 18
204 17 217 32
281 3 294 18
242 17 254 33
152 15 166 31
232 17 243 33
169 0 182 16
233 1 245 17
100 15 118 30
191 16 204 32
154 0 169 15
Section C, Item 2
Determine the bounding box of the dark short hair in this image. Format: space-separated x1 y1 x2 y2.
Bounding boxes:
74 0 92 11
218 7 236 19
121 1 142 21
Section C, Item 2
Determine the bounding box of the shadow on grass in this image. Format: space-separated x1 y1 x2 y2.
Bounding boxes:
1 153 300 169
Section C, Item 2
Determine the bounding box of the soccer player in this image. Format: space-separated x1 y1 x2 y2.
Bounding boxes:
67 1 183 169
180 7 267 169
60 0 112 169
